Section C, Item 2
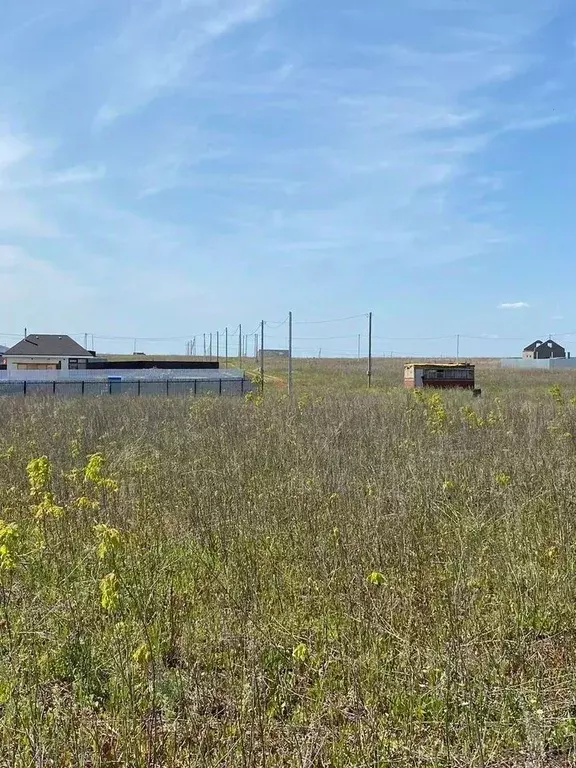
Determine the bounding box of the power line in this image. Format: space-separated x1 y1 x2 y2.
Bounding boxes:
3 315 576 350
293 313 368 325
373 334 454 342
265 317 289 329
265 333 361 341
461 335 526 341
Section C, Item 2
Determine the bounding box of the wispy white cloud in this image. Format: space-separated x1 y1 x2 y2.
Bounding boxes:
12 164 107 190
0 127 60 237
107 0 568 269
0 0 571 343
0 132 31 171
499 302 531 310
0 123 103 237
0 244 92 318
136 129 230 197
95 0 276 126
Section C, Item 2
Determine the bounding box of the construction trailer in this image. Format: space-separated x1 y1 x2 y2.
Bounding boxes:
404 362 477 391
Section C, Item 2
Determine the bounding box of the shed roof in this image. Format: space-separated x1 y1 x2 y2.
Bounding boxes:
405 362 474 369
4 335 93 357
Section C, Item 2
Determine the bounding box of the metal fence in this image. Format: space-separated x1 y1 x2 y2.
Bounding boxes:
0 367 247 382
0 378 254 398
501 358 576 371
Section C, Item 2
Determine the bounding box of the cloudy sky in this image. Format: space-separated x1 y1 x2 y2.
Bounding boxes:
1 0 575 356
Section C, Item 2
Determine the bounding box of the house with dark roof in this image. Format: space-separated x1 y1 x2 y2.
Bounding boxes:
3 335 95 372
523 339 567 360
522 340 543 359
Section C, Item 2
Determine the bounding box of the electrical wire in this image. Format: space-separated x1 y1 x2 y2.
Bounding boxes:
373 334 454 342
265 334 360 341
293 313 368 325
265 317 289 329
4 317 576 351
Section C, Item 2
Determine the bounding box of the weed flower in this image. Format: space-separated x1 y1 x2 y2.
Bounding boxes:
132 643 151 667
26 456 51 496
100 572 120 612
77 496 101 512
85 454 119 492
94 524 123 561
0 521 19 571
496 473 512 488
292 643 309 662
368 571 386 586
33 492 64 521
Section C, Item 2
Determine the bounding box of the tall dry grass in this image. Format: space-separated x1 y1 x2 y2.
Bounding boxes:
0 372 575 766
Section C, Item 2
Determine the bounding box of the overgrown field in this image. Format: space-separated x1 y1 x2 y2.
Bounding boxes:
1 363 576 766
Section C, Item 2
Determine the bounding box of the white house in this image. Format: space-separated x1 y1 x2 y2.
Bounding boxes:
3 335 95 372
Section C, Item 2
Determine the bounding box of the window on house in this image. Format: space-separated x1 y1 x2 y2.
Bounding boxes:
68 359 87 370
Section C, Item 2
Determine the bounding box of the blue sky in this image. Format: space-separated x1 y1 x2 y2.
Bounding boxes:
1 0 576 356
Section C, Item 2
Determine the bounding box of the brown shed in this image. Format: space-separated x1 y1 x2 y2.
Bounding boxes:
404 362 475 390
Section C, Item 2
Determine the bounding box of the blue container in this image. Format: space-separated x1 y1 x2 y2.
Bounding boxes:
108 375 122 394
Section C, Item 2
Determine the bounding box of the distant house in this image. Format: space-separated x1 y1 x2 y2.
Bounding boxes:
3 335 95 372
523 339 567 360
522 340 543 360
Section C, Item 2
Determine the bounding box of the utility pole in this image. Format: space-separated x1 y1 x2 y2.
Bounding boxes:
456 334 460 361
288 311 293 399
216 331 220 363
357 334 361 360
225 327 228 369
209 333 213 360
133 338 137 354
260 320 265 394
368 312 373 388
84 333 88 349
203 333 207 359
238 324 242 366
254 333 258 360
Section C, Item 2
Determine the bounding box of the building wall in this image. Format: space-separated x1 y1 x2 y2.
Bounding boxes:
87 359 219 370
5 356 70 371
403 366 416 388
